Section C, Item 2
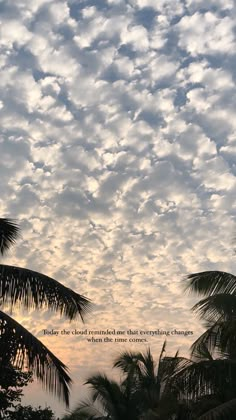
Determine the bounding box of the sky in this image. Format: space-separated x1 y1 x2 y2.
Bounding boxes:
1 0 236 417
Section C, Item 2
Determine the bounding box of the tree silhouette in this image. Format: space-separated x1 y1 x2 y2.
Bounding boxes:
7 404 57 420
0 360 32 418
0 218 91 406
185 271 236 358
183 270 236 418
62 344 187 419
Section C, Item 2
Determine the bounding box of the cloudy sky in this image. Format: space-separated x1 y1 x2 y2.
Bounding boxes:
1 0 236 416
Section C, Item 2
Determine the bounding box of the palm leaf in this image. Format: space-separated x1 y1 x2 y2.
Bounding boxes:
0 218 20 255
138 348 155 379
191 341 214 362
157 341 167 379
83 373 139 420
159 340 166 362
0 264 91 321
71 399 108 419
185 271 236 296
161 356 194 400
0 310 71 405
114 348 164 413
159 355 190 384
85 374 125 416
191 319 236 359
192 294 236 323
113 350 141 375
198 398 236 419
191 322 223 359
172 356 236 401
113 349 155 385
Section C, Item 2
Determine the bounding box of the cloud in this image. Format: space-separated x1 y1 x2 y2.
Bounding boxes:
0 0 236 416
176 12 235 56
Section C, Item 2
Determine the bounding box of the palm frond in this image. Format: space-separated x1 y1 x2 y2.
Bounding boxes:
159 355 190 381
191 319 236 359
190 323 222 359
0 264 92 321
185 271 236 296
72 398 108 419
192 294 236 323
85 374 124 413
158 340 166 364
160 356 194 399
113 349 155 384
138 348 155 379
174 349 179 358
198 398 236 419
172 355 236 401
0 218 20 255
113 350 140 374
0 310 71 406
84 373 141 420
157 343 183 387
191 341 214 362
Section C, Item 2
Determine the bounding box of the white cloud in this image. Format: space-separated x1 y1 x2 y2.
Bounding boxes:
177 12 235 56
131 0 184 17
0 0 236 416
121 24 149 51
0 20 32 47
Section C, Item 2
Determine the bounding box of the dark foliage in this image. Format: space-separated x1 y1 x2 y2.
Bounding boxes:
0 219 20 256
0 218 91 406
0 346 32 419
7 404 56 420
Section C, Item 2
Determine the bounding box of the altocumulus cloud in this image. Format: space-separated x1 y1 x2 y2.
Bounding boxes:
0 0 236 415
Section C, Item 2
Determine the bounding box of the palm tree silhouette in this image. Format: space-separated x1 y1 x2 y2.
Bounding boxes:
113 343 180 419
183 271 236 418
169 340 236 418
0 218 91 406
185 271 236 360
63 344 185 419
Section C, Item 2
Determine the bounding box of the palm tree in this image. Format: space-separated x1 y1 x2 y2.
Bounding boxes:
183 271 236 417
113 342 181 419
0 218 91 406
63 372 140 419
170 341 236 418
63 344 188 420
185 271 236 358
